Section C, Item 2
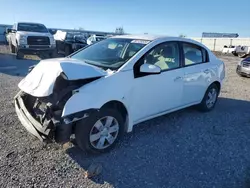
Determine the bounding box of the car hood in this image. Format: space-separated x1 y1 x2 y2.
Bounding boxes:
18 58 108 97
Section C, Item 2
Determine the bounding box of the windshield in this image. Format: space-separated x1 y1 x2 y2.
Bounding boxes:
17 23 48 33
71 38 150 69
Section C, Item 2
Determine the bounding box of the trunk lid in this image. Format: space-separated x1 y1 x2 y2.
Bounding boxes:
18 58 107 97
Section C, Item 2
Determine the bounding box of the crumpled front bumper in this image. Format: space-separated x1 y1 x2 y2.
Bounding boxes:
14 92 51 141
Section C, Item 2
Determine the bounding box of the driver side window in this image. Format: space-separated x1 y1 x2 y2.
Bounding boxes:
144 42 180 71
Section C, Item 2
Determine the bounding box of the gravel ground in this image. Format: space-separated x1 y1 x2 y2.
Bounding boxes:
0 46 250 188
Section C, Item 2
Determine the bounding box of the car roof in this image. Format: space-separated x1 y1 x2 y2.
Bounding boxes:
111 34 198 43
111 34 209 50
16 22 45 25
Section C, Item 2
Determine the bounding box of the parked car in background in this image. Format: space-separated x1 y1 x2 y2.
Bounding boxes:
222 45 238 56
7 22 56 59
222 45 250 58
235 46 250 58
86 34 108 45
14 35 225 154
54 30 88 56
236 57 250 77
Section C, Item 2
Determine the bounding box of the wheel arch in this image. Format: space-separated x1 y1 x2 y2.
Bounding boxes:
101 100 131 133
211 81 221 94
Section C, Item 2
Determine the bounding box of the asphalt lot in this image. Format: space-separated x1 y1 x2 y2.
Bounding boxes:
0 46 250 188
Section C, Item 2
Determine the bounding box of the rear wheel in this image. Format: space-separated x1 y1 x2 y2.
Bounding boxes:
16 48 24 59
75 108 124 154
198 83 219 112
49 50 57 58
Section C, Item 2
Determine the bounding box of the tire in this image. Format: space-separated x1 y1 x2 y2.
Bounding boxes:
75 108 125 154
16 48 24 59
232 52 238 57
198 83 219 112
49 50 57 58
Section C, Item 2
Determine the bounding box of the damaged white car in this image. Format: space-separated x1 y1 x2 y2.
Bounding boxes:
14 35 225 153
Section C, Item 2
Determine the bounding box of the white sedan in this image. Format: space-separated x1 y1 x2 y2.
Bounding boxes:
14 35 225 153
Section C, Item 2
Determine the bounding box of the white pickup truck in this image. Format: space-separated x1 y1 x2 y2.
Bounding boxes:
7 22 56 59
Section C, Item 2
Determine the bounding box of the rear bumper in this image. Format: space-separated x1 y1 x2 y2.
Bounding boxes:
14 92 51 141
236 65 250 77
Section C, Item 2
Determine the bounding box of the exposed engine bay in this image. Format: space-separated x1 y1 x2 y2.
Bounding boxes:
15 74 100 143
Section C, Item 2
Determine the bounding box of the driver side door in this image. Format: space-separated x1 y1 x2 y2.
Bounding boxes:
130 41 184 123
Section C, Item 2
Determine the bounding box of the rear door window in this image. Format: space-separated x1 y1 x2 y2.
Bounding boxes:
144 42 180 71
183 43 209 66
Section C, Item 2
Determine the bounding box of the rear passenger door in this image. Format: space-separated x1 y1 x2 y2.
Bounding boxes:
181 42 211 105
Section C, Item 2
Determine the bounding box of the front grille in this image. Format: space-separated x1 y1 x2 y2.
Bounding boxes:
242 61 250 67
27 36 50 45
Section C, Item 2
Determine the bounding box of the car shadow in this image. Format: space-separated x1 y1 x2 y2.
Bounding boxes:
0 53 38 77
66 97 250 188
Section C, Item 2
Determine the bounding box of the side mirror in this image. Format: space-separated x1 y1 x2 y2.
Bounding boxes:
140 63 161 74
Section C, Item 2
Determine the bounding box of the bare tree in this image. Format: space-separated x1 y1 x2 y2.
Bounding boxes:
179 34 186 38
115 27 125 34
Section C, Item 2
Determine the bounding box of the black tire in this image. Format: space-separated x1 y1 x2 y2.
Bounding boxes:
49 50 57 58
16 49 24 59
232 52 238 57
75 108 125 154
198 83 219 112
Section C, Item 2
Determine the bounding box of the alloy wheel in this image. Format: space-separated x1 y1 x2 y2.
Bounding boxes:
89 116 119 150
206 88 217 109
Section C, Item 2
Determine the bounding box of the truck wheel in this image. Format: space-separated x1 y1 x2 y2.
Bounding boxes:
16 49 24 59
49 49 57 58
75 108 125 154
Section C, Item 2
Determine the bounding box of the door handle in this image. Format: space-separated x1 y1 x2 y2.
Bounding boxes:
203 69 210 74
174 76 182 81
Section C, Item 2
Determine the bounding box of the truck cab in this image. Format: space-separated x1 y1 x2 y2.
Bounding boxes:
8 22 56 59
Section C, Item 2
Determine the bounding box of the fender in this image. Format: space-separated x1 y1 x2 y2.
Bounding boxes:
62 70 135 132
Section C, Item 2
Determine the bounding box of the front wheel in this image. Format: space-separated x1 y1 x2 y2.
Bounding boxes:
198 84 219 112
75 108 125 154
16 49 24 59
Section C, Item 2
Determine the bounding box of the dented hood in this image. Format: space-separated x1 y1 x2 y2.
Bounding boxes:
18 58 107 97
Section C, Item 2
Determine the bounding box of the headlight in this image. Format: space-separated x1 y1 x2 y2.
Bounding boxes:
19 36 26 44
50 37 56 45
